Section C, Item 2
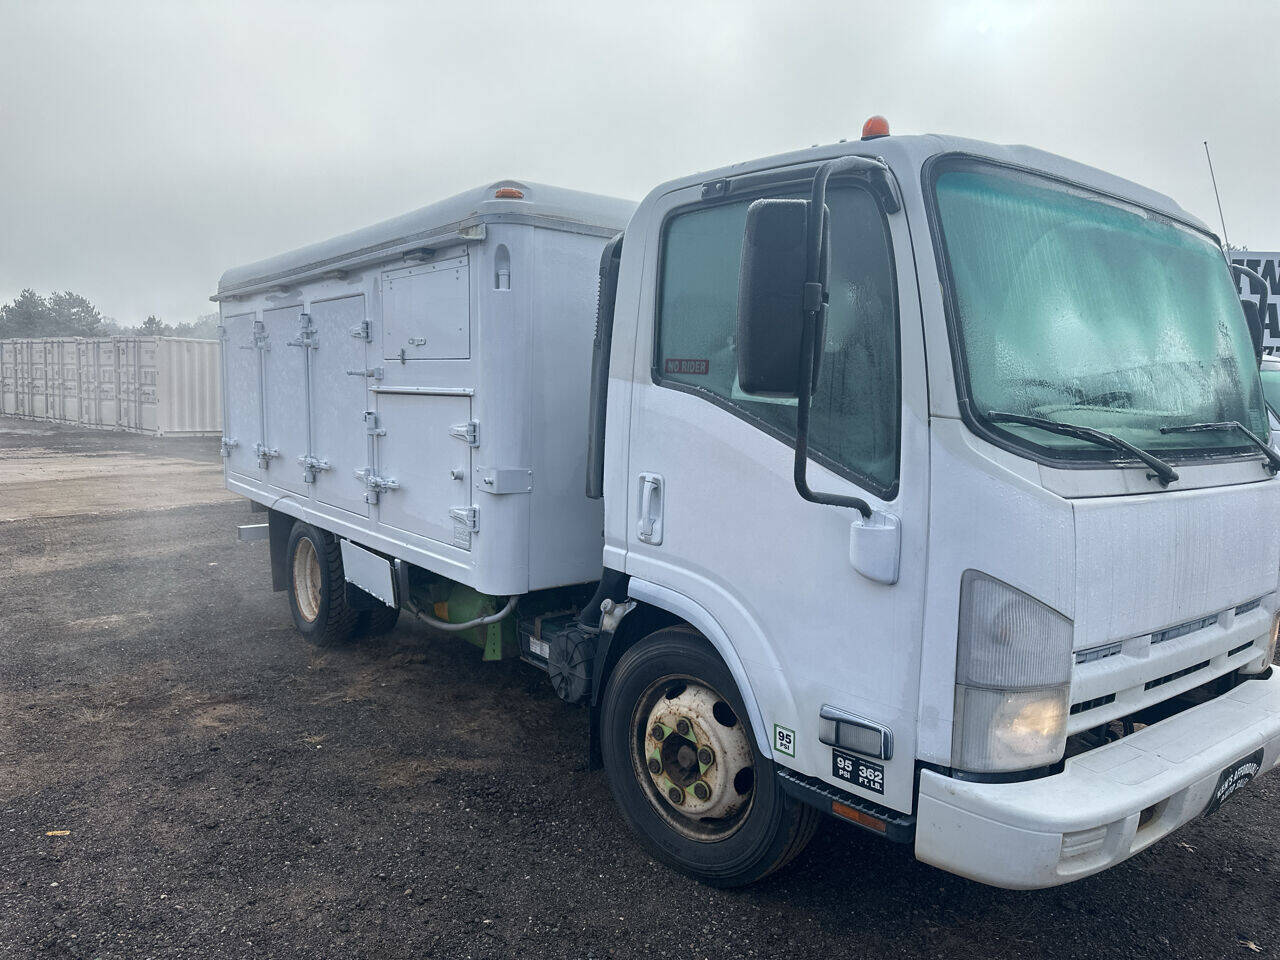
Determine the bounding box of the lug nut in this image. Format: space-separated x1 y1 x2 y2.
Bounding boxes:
676 718 692 737
668 786 684 804
697 747 714 767
692 781 711 801
651 724 666 741
647 757 662 775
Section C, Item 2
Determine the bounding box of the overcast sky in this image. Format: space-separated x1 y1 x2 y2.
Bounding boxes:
2 0 1276 325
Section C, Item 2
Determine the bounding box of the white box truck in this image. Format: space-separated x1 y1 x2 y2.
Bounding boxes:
216 127 1280 889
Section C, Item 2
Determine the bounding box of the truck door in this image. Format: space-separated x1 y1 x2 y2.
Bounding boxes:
622 174 929 814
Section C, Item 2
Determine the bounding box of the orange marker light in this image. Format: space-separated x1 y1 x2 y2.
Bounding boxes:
494 187 525 199
861 115 890 140
832 801 887 832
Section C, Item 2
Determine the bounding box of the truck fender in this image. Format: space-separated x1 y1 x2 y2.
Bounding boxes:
620 577 778 760
264 497 309 592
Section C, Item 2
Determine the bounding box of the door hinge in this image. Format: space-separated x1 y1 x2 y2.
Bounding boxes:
349 318 372 341
449 505 479 531
449 419 479 447
286 312 318 349
701 177 730 199
219 436 239 457
346 367 384 380
298 454 331 483
254 442 280 469
364 411 385 437
354 467 399 504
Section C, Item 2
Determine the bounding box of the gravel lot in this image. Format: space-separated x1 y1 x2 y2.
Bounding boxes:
1 417 1277 960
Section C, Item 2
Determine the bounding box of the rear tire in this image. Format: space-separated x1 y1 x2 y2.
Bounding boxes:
357 603 401 637
600 626 819 887
285 521 360 645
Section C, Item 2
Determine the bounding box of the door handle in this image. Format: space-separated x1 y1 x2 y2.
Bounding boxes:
637 473 664 545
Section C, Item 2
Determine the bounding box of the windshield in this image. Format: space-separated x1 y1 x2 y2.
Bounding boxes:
933 161 1268 460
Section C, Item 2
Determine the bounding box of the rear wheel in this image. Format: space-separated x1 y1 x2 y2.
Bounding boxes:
286 522 360 645
600 626 819 886
357 603 401 637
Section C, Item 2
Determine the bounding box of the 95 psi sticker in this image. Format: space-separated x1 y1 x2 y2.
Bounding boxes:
773 724 796 757
833 749 884 795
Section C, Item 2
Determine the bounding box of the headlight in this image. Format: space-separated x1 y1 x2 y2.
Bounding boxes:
952 571 1073 773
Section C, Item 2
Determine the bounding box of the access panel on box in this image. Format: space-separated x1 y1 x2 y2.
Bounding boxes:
382 256 470 361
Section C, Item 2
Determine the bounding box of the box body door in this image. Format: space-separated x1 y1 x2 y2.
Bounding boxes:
381 255 470 360
374 392 473 549
261 305 309 494
309 295 371 518
221 312 264 481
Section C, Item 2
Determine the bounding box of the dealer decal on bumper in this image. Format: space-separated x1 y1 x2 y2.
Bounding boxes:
1203 748 1265 817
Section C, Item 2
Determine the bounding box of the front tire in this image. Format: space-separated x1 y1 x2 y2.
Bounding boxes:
285 521 360 645
600 626 819 887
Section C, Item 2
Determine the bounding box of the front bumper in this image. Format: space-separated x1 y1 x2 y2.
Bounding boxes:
915 671 1280 889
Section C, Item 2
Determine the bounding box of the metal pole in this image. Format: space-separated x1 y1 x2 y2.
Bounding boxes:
1203 140 1230 249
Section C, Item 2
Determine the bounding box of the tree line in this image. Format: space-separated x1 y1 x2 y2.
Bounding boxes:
0 289 219 340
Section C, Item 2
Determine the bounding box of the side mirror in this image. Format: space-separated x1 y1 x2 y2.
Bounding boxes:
1232 262 1270 368
735 154 889 521
1242 299 1265 367
736 198 815 397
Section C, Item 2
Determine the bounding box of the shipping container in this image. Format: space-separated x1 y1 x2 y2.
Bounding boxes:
76 338 117 428
0 341 15 416
47 338 81 423
0 335 222 435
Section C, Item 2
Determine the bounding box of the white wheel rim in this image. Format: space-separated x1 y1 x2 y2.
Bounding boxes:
292 537 322 623
630 674 756 841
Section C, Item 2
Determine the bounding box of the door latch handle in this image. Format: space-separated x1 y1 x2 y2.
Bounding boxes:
637 473 664 545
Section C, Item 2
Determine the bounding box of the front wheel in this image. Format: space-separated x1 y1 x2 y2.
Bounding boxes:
599 626 819 887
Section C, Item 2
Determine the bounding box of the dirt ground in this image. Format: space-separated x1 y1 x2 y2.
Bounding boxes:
0 417 1277 960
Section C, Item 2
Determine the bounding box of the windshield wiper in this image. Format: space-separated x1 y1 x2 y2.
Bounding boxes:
1159 421 1280 476
987 411 1180 486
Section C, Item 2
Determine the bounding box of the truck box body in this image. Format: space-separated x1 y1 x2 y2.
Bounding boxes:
215 181 635 597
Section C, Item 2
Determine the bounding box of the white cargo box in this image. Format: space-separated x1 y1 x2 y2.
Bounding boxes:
215 180 636 597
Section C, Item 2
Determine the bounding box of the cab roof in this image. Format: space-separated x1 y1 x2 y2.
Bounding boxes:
639 133 1212 237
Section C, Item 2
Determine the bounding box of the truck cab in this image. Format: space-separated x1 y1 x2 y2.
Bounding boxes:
589 129 1280 888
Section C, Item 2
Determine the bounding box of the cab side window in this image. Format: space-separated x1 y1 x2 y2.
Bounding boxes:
655 185 901 497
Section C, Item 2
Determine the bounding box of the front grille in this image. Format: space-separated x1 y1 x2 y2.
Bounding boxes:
1070 693 1117 716
1153 614 1219 646
1236 597 1262 616
1228 640 1256 657
1075 641 1123 665
1145 659 1211 691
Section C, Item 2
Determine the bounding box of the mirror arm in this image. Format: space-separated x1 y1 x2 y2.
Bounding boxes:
792 156 880 520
